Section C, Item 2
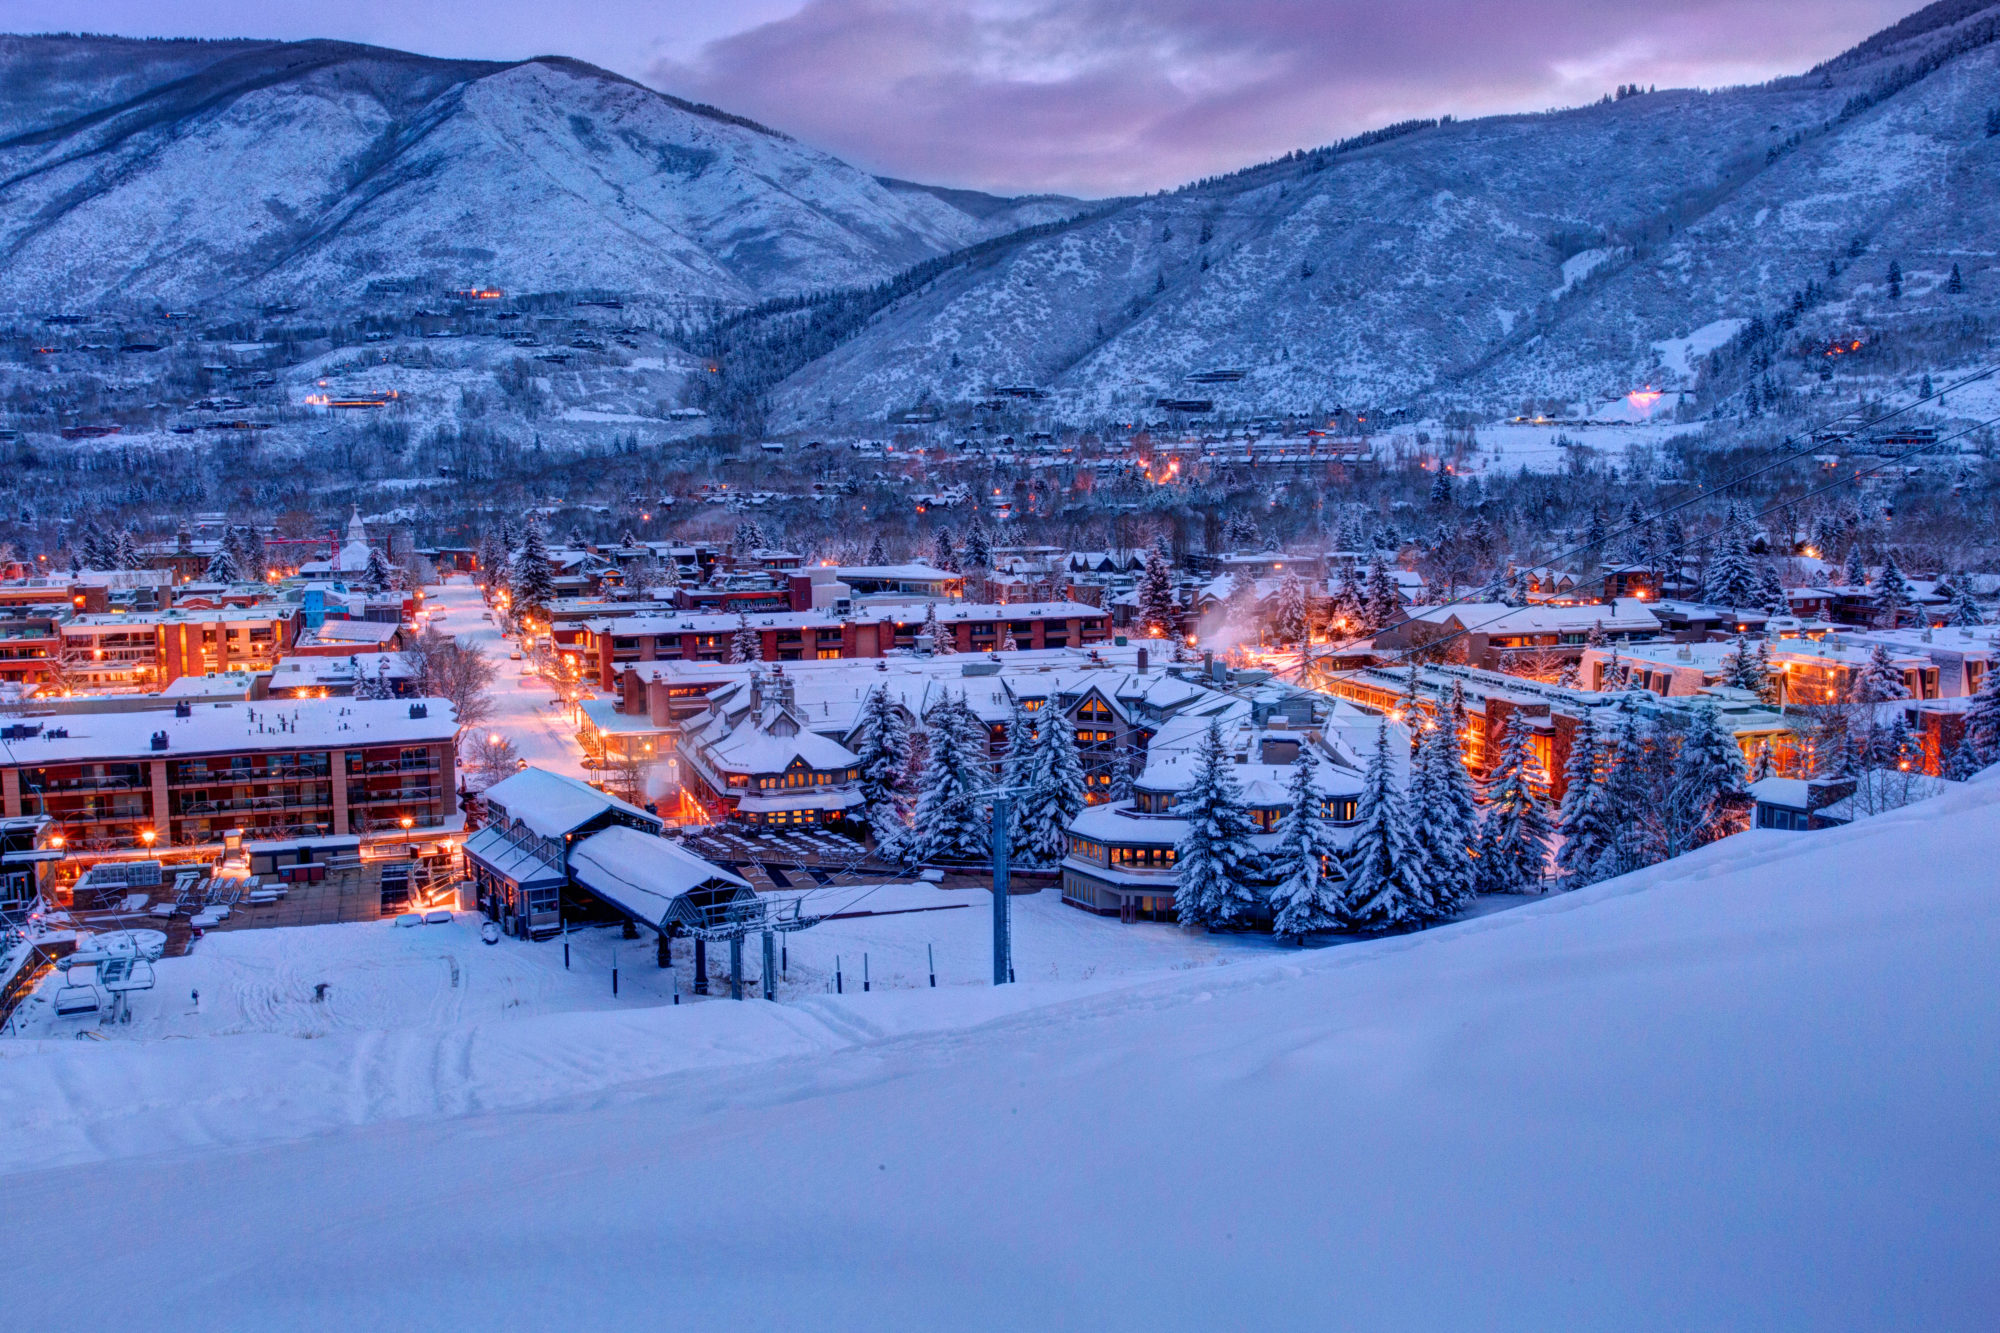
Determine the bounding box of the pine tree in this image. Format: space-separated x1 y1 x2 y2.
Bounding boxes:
1366 556 1403 630
931 528 959 573
1752 640 1777 703
1476 713 1552 893
1872 551 1911 626
1270 746 1345 940
1594 714 1662 880
1337 723 1423 931
1758 561 1788 616
1887 259 1902 299
1410 713 1478 918
1666 708 1748 855
1014 701 1086 868
204 545 240 583
906 694 991 864
1136 550 1177 637
111 528 140 571
1554 712 1611 887
1172 721 1262 928
1700 508 1758 608
78 522 112 570
361 547 393 595
1966 668 2000 767
865 536 888 565
1428 468 1453 507
1949 262 1964 294
1719 635 1768 694
1851 643 1911 703
853 685 912 847
510 518 556 615
1843 543 1869 588
1272 574 1309 647
921 602 957 655
729 613 762 664
353 656 394 701
962 517 993 571
1946 577 1984 627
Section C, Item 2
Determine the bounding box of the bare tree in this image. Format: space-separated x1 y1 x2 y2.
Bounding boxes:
405 625 496 730
467 731 520 789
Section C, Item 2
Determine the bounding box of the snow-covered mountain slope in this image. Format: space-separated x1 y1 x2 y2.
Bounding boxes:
5 756 1997 1328
763 0 2000 424
0 37 1074 311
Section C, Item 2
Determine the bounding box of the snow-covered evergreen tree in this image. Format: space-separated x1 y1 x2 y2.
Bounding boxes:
865 537 888 565
1843 542 1869 588
920 601 957 655
1172 720 1262 929
352 657 395 701
510 518 556 614
729 613 761 664
931 528 959 573
1136 550 1177 637
1272 574 1309 646
361 547 393 595
962 517 993 571
1700 508 1757 608
1365 556 1402 630
1270 746 1345 940
204 545 240 583
1594 715 1662 880
1337 723 1422 931
905 694 990 864
852 685 911 847
1666 708 1748 855
1872 551 1911 627
1943 576 1984 627
1553 711 1611 887
1476 712 1552 893
1013 702 1086 868
111 528 140 571
1410 715 1478 919
1719 635 1767 694
1851 644 1911 703
1964 667 2000 767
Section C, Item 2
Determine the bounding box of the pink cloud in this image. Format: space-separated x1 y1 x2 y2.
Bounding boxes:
650 0 1915 195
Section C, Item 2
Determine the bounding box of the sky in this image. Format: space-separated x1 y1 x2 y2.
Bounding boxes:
28 0 1925 196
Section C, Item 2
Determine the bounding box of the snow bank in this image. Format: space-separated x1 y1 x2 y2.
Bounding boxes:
5 777 1999 1327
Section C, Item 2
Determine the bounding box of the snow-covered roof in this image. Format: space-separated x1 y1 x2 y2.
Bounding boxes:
269 651 416 685
0 697 456 763
302 619 402 646
1400 599 1659 634
567 825 751 927
706 715 859 775
462 824 563 887
481 767 659 839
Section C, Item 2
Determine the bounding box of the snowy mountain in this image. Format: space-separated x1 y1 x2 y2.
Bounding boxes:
0 35 1077 311
753 0 2000 424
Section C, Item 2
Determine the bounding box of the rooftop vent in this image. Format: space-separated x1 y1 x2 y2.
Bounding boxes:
173 701 192 718
149 731 170 751
409 703 428 719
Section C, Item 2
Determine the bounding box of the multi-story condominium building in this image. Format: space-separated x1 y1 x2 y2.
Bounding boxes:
59 605 303 690
0 697 459 851
576 601 1111 690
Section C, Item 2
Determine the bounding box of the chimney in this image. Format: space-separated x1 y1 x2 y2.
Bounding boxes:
1136 646 1149 673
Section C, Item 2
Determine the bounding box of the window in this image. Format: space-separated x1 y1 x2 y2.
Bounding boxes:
817 648 842 660
1111 845 1175 868
1067 836 1105 862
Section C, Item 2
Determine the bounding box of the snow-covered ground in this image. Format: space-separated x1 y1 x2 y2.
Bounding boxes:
3 767 1997 1325
425 576 588 780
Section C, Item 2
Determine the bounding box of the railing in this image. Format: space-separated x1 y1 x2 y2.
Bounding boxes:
360 759 438 776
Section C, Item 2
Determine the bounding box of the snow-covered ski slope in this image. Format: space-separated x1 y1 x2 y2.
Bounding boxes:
5 767 1998 1327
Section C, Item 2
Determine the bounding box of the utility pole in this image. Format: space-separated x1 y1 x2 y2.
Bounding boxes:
992 792 1012 985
